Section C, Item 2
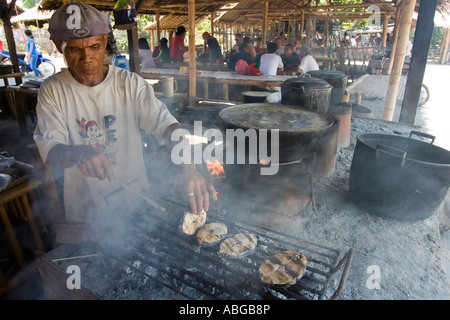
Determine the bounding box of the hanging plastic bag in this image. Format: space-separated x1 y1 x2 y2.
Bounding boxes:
247 63 263 76
235 59 249 75
113 0 137 30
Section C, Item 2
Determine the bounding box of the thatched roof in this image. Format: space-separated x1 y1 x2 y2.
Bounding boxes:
11 5 53 23
37 0 450 32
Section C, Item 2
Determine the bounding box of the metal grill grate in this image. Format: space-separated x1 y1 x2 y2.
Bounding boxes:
93 200 354 300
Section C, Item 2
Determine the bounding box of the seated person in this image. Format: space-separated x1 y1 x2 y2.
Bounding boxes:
138 37 157 68
297 46 319 74
154 38 171 65
253 44 267 69
228 43 253 71
280 43 300 73
259 42 284 76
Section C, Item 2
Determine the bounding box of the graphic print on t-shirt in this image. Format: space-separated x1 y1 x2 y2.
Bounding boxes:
76 115 118 165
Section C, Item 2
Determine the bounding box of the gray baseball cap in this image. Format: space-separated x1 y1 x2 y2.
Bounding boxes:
48 1 110 40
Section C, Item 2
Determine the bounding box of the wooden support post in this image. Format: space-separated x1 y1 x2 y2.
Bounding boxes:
127 26 141 74
188 0 197 104
383 0 416 121
386 5 402 75
382 14 390 47
223 83 229 101
150 30 154 50
1 0 21 84
156 9 161 45
211 12 215 37
0 206 26 267
262 0 269 44
203 80 208 99
300 9 305 37
399 0 438 124
440 27 450 65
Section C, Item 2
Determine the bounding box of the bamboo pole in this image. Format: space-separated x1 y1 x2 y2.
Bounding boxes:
156 9 161 45
1 0 21 83
386 4 402 74
262 0 268 44
188 0 196 104
300 9 305 37
211 12 215 37
382 14 390 47
383 0 416 121
440 27 450 65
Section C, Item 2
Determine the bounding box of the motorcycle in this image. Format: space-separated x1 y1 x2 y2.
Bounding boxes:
0 50 56 78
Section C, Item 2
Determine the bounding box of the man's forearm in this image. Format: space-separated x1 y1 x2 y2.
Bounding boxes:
46 144 98 168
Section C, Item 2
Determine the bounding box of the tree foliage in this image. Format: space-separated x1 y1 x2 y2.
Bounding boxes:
18 0 39 9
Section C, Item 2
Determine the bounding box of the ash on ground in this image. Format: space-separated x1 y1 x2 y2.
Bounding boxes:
256 116 450 300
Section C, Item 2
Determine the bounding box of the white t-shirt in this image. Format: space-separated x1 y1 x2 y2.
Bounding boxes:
259 53 284 75
139 48 157 68
34 66 178 223
298 55 319 73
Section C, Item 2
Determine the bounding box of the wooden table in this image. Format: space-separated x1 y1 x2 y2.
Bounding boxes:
314 57 334 70
141 68 296 101
6 85 39 136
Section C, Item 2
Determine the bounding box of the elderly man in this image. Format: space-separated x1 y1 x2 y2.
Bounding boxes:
33 2 216 243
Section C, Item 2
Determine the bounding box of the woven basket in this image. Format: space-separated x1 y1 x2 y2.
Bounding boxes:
113 7 137 30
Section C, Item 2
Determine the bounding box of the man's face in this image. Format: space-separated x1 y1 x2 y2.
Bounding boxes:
235 36 242 44
55 35 107 86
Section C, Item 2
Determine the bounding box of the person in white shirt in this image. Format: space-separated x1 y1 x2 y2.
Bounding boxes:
138 37 157 68
259 42 284 75
297 46 319 74
33 2 217 243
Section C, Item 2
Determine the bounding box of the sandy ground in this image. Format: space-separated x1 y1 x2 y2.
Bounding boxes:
299 62 450 299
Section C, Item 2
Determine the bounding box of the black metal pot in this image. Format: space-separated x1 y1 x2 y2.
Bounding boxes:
306 70 348 106
281 74 332 113
216 103 334 163
349 131 450 222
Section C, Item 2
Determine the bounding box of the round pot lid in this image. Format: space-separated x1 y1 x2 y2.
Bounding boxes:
281 74 332 90
217 103 333 133
241 91 271 97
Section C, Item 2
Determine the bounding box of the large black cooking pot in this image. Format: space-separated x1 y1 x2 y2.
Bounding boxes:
216 103 334 163
281 74 332 113
306 70 348 106
349 131 450 222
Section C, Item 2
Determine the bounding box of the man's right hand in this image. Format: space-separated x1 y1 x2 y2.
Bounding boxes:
47 144 115 182
77 147 114 182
